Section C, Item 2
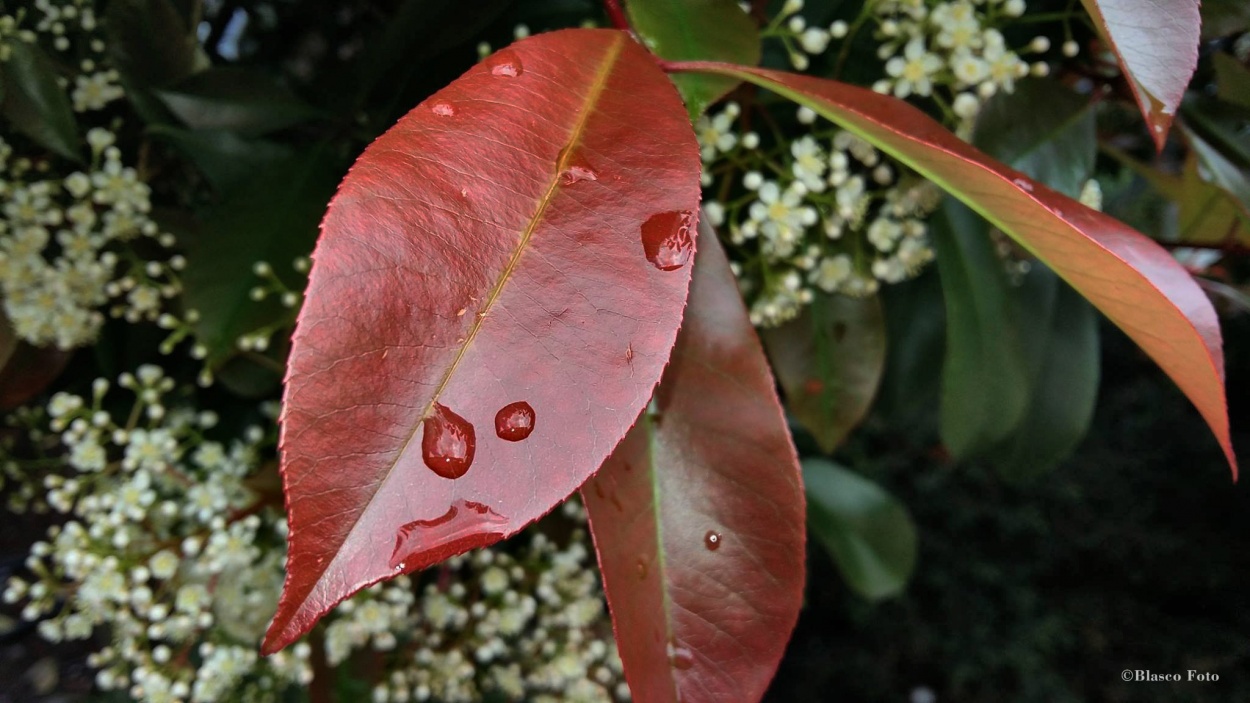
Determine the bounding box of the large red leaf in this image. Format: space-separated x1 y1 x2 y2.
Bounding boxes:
1079 0 1199 150
263 29 702 653
671 62 1237 477
582 221 805 703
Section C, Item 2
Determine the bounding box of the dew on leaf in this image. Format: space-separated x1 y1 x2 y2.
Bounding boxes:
667 641 695 670
556 145 598 185
641 210 695 271
494 401 535 441
489 53 523 77
389 499 507 568
422 403 476 478
1012 177 1034 192
704 530 722 551
431 101 455 116
636 559 648 579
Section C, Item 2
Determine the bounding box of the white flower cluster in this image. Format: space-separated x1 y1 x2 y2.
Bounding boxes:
0 133 186 349
3 366 626 701
333 503 628 703
18 0 124 112
0 14 37 62
760 0 849 71
699 103 940 326
868 0 1053 127
2 366 310 702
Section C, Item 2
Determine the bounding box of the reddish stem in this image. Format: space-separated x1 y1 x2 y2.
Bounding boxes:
603 0 630 31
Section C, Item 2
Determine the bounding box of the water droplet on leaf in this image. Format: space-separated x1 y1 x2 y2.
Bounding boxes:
667 641 694 670
561 166 598 185
390 499 507 568
641 211 695 271
636 559 648 579
494 401 535 441
704 530 721 551
489 54 523 77
422 403 476 478
431 101 455 116
556 145 598 185
1012 177 1034 192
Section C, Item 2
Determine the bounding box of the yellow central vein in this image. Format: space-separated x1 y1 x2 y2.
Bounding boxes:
307 35 628 604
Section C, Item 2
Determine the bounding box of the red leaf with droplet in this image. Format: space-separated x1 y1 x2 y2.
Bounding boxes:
583 221 805 703
1079 0 1199 150
672 62 1237 479
263 28 701 653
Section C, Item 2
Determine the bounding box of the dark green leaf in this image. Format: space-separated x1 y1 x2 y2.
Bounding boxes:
974 78 1096 198
148 125 292 194
626 0 760 117
1201 0 1250 39
874 269 944 435
1183 124 1250 220
182 149 343 362
105 0 207 89
157 68 324 135
988 267 1100 480
0 40 79 160
1182 97 1250 168
1214 53 1250 110
762 293 886 453
933 199 1029 457
803 458 917 601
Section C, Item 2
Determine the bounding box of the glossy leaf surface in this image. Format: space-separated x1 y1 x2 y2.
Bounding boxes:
675 62 1237 476
762 293 886 453
626 0 760 117
157 67 323 135
933 200 1028 457
583 223 804 703
1079 0 1199 150
265 29 701 653
803 458 916 601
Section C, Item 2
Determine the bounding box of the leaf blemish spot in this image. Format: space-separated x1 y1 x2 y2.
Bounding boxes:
431 101 455 116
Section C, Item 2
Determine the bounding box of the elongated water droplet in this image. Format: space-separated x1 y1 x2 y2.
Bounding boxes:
704 530 721 551
390 499 507 568
667 641 694 670
636 559 648 579
489 53 523 77
557 145 598 185
641 211 695 271
431 101 455 116
1012 177 1034 192
422 403 475 478
495 401 535 441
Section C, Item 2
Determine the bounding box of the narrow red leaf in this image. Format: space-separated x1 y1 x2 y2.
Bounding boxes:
1079 0 1199 150
264 29 702 653
671 62 1237 477
583 222 805 703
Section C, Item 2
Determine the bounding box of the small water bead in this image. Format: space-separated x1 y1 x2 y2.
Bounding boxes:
421 403 476 478
1012 177 1034 192
636 559 648 579
561 165 598 185
494 401 535 441
489 53 523 77
667 641 695 670
704 530 721 551
557 145 598 185
431 101 455 116
641 210 696 271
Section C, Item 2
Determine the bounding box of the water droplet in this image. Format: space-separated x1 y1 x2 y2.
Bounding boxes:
431 101 455 116
704 530 722 551
641 211 696 271
422 403 476 478
1012 177 1034 193
489 53 523 77
494 401 535 441
390 499 507 568
625 344 634 363
667 641 694 670
561 166 598 185
557 145 598 185
636 559 648 579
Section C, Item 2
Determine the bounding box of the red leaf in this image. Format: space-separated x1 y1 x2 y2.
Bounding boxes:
671 63 1237 477
1079 0 1199 150
583 221 805 703
263 28 702 653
